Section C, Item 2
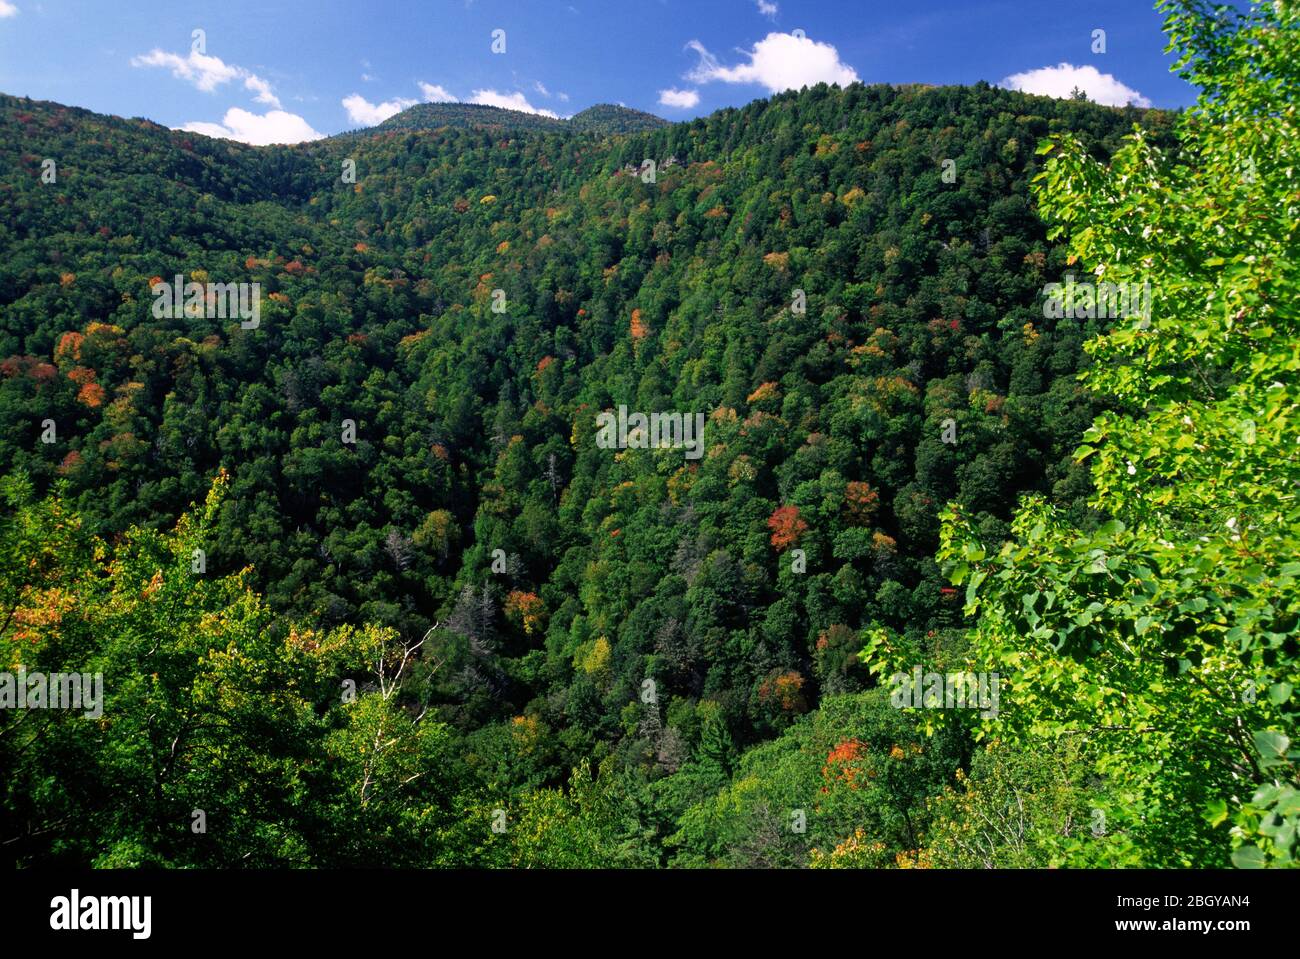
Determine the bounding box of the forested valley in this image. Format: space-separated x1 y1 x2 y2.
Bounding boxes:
0 1 1295 870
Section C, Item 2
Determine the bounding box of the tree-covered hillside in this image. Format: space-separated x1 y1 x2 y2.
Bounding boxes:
2 0 1293 869
0 80 1159 648
362 101 667 137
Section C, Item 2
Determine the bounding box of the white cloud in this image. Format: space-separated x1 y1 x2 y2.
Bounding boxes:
131 48 282 108
242 74 281 108
132 48 239 91
418 82 456 103
0 2 19 18
532 81 569 103
181 108 323 145
658 87 700 109
342 92 417 126
686 32 858 94
1000 62 1151 108
468 89 559 118
755 0 778 19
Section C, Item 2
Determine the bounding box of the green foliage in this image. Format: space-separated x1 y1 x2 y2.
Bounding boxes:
0 474 471 866
509 758 658 867
940 0 1300 868
921 737 1133 867
668 692 963 867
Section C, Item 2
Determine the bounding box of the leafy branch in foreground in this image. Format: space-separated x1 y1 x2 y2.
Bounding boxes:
941 0 1299 867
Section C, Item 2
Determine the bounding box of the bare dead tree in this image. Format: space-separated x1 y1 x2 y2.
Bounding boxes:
358 622 445 808
544 453 562 501
384 530 412 571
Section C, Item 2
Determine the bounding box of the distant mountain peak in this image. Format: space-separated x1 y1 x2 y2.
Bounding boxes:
567 103 669 133
363 100 668 138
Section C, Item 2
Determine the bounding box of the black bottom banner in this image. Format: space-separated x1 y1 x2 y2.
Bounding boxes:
3 867 1288 946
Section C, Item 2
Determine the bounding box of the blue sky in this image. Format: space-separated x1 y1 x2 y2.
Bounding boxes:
0 0 1197 144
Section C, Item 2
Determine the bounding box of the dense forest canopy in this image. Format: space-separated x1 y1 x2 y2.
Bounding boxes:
0 0 1294 869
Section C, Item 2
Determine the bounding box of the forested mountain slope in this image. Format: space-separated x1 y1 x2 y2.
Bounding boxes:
0 82 1180 865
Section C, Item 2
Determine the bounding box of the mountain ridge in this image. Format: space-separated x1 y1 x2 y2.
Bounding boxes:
363 100 668 138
